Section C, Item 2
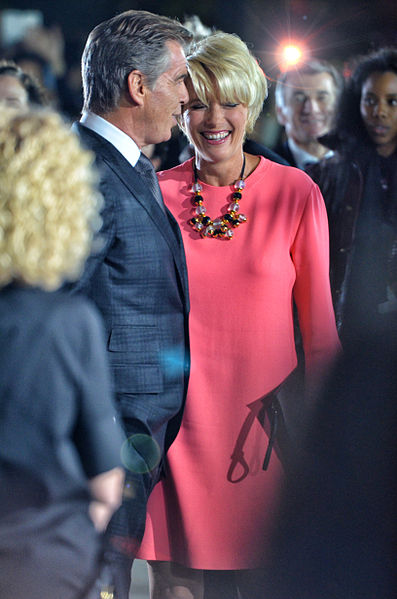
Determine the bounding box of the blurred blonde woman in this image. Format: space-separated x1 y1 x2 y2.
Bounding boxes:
137 32 340 598
0 109 124 599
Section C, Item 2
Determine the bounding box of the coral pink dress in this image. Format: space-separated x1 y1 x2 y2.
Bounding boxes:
137 157 340 569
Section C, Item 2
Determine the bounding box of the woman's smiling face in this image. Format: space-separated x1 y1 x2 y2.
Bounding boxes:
360 70 397 157
182 79 248 167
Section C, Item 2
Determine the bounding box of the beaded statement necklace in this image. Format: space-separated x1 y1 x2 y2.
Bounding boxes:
189 155 247 240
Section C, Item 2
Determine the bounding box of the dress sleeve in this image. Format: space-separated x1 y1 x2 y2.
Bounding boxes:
70 300 125 479
291 182 341 379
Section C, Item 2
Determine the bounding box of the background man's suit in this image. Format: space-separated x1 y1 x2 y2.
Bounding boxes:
71 123 190 572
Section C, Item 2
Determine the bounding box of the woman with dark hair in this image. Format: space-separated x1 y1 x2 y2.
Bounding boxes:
307 47 397 342
0 59 47 106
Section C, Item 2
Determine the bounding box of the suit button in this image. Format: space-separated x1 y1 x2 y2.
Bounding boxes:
339 247 347 253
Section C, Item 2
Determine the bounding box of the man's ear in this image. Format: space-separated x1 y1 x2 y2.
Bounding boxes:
276 104 287 126
127 70 147 106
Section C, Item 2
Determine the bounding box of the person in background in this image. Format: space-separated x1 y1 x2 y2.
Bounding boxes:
267 321 397 599
0 59 46 107
0 108 124 599
137 31 340 599
4 24 67 109
274 59 343 168
71 10 192 598
307 47 397 343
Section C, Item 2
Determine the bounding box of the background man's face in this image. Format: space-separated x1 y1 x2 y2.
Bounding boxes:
277 72 338 147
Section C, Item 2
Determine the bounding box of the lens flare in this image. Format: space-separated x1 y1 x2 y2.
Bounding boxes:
120 433 161 473
283 45 302 65
278 41 309 71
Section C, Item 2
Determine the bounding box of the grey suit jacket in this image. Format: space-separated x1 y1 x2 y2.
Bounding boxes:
72 123 190 453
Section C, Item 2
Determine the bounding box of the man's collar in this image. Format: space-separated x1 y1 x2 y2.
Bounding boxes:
287 137 333 170
80 111 141 166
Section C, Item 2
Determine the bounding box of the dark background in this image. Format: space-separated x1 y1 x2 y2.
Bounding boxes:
1 1 396 144
1 0 396 68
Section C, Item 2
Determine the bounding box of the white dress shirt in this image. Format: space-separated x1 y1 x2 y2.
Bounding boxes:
288 137 333 170
80 111 141 167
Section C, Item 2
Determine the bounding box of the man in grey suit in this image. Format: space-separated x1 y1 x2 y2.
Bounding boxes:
71 10 192 598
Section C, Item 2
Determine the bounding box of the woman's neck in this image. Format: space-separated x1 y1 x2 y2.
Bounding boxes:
194 152 259 186
376 142 397 158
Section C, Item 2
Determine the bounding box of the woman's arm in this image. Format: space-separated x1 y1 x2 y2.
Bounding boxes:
292 181 341 392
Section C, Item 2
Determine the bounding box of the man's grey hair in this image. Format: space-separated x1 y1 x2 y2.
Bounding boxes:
82 9 192 114
275 59 343 109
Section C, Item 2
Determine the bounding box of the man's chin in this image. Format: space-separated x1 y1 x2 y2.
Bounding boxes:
158 130 172 144
159 122 180 144
306 126 327 139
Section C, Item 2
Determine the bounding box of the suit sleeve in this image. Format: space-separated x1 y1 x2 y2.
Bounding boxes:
70 173 116 295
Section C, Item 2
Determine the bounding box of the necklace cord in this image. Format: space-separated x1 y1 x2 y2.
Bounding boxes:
190 154 248 240
193 154 246 185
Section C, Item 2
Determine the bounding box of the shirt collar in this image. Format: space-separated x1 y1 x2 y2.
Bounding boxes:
288 137 333 170
80 111 141 166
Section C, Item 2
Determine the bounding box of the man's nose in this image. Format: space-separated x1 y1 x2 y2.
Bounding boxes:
301 97 319 113
179 81 189 105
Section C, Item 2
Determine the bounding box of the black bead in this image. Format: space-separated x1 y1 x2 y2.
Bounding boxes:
214 229 222 236
233 192 242 199
232 219 240 226
202 216 211 225
190 217 198 225
223 214 233 222
193 195 203 205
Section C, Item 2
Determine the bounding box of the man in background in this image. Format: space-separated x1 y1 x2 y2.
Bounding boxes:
274 59 342 168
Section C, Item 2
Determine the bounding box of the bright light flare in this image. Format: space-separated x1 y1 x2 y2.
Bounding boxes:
283 45 302 65
277 41 309 71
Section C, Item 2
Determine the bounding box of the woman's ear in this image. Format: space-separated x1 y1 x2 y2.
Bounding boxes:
126 70 146 106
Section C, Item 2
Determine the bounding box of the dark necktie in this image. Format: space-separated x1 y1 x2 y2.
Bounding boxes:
134 152 165 213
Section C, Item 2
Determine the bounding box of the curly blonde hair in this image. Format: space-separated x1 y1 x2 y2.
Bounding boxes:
0 109 102 290
184 31 268 135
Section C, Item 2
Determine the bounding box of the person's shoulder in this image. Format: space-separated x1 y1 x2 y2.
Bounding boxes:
305 151 350 185
272 139 295 165
72 122 115 165
30 289 101 332
157 158 194 184
244 138 290 166
0 287 100 333
54 290 101 322
263 157 316 188
71 121 96 148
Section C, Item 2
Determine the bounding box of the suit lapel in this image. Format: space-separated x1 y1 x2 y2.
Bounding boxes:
74 123 188 302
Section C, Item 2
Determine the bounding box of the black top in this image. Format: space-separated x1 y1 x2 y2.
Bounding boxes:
0 285 124 599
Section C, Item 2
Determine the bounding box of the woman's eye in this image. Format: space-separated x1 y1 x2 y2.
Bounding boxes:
190 103 207 110
223 103 239 108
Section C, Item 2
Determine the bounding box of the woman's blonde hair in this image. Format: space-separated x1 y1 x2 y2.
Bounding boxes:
185 31 268 134
0 109 102 290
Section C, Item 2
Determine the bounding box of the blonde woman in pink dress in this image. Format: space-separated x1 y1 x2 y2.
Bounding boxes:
137 31 341 598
